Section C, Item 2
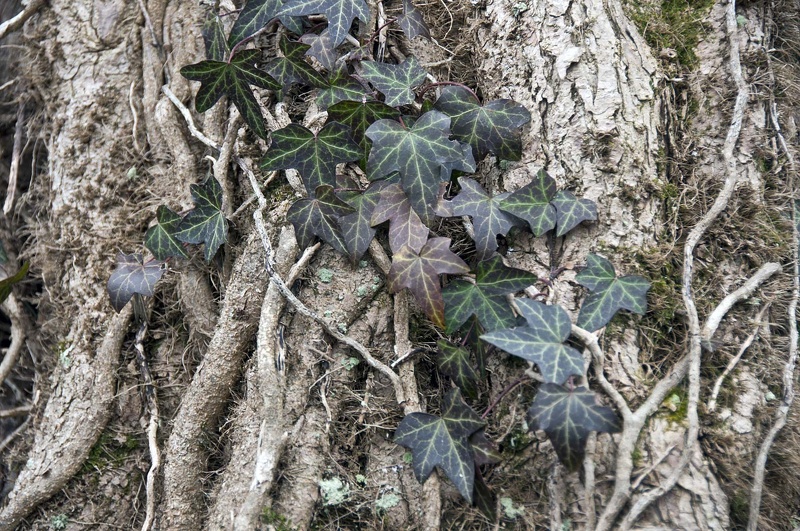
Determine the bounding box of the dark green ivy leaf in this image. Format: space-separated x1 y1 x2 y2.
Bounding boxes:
439 142 476 182
499 169 557 236
300 31 340 71
261 122 361 194
366 110 463 223
575 254 650 332
144 205 189 261
370 182 429 254
279 0 369 47
266 37 326 90
443 255 536 334
470 430 501 466
228 0 303 47
327 99 400 164
202 14 230 61
437 340 479 399
396 0 430 40
360 56 427 107
0 262 28 305
442 177 520 261
527 383 621 471
180 49 280 139
394 388 485 502
481 299 583 384
107 253 165 312
434 85 531 161
336 177 384 263
175 177 228 262
473 471 496 520
316 66 372 110
552 190 597 237
287 184 354 254
388 237 469 328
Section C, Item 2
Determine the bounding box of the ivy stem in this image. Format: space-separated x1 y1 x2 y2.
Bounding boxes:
418 81 479 102
481 376 530 419
364 17 398 49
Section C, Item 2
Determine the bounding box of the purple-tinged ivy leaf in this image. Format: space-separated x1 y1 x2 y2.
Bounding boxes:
388 237 469 327
316 66 372 110
370 182 429 254
300 30 340 71
107 253 165 312
202 14 229 62
336 177 384 263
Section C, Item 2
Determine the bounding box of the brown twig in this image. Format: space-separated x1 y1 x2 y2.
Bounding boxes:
3 102 24 215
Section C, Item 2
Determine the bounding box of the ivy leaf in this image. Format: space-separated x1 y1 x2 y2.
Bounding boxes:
552 190 597 237
180 49 280 139
499 169 557 236
388 237 469 327
366 110 463 223
360 56 427 107
336 177 384 263
328 100 401 164
228 0 303 47
527 383 621 471
575 254 650 332
443 177 520 261
443 256 536 334
300 31 340 71
470 430 501 466
434 85 531 161
396 0 430 40
0 262 29 305
439 142 476 182
107 253 165 312
261 122 361 194
279 0 369 47
266 37 326 90
316 66 372 110
287 184 354 254
144 205 189 261
175 177 228 262
473 471 496 520
436 340 479 399
394 388 484 502
202 15 230 61
481 299 583 384
370 182 429 254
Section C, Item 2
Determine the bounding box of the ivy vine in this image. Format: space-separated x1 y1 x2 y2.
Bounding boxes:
107 0 652 514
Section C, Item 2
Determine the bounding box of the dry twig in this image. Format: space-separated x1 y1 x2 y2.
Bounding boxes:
0 0 45 41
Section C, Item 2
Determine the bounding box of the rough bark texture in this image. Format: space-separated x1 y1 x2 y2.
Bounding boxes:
0 0 798 529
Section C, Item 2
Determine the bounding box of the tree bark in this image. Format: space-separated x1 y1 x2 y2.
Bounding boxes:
0 0 797 529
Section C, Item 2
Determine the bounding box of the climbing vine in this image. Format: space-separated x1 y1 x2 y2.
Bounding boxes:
106 0 651 514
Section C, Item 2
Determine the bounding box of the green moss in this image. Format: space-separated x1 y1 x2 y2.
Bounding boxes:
661 387 689 424
624 0 714 69
82 433 139 473
261 507 295 531
317 268 335 283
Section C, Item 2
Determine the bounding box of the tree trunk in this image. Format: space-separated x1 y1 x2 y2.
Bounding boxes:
0 0 797 529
